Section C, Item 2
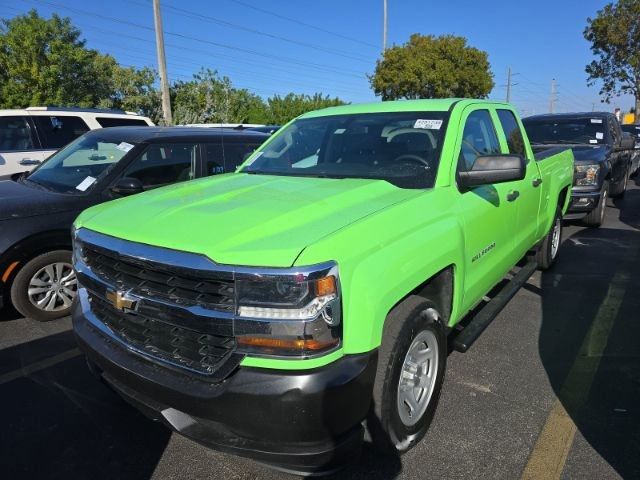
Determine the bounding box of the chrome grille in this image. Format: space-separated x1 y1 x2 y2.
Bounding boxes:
82 244 235 313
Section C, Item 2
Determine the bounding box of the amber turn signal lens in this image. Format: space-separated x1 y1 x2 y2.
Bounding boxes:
237 336 338 351
315 275 336 297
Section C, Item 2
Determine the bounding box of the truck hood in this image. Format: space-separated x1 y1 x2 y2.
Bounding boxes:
570 145 610 164
76 173 421 267
0 178 87 221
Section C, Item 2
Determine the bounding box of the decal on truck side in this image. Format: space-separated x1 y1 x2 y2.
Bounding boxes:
472 242 496 263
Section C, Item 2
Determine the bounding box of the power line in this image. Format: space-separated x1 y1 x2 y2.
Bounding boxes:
25 0 368 79
145 0 371 63
226 0 379 50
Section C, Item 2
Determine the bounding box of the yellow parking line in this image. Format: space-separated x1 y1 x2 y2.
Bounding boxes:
0 348 81 385
521 268 629 479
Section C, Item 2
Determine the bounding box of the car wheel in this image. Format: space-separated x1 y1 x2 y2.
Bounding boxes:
367 295 447 454
10 250 77 321
536 207 562 270
582 182 608 228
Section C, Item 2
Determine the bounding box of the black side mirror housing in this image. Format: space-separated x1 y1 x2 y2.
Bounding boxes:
111 177 144 196
618 133 636 151
458 155 526 188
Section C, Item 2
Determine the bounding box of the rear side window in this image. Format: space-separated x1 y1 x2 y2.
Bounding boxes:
0 116 35 152
458 110 501 171
33 116 90 149
496 110 526 157
96 117 150 127
204 141 261 175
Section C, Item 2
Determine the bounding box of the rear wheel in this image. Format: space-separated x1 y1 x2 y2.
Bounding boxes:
582 182 608 228
367 295 447 454
536 208 562 270
10 250 77 321
610 167 629 198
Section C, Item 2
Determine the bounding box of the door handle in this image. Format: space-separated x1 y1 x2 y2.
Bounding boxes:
532 177 543 187
19 158 42 166
507 190 520 202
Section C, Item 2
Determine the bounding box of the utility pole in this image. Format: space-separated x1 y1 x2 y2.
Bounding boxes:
153 0 172 125
549 78 556 114
505 67 519 103
382 0 388 52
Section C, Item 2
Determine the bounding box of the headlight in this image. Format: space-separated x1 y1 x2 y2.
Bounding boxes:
574 164 600 186
235 262 342 357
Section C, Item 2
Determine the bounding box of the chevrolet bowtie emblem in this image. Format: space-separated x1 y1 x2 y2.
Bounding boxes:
106 290 138 312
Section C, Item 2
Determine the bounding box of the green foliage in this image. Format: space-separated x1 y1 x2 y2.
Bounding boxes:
264 93 347 125
584 0 640 112
0 10 116 108
98 65 160 119
369 34 494 100
170 69 267 125
0 10 348 125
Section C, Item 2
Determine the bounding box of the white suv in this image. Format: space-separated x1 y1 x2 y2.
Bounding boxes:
0 107 154 179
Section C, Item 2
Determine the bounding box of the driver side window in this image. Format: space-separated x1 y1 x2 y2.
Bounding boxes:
458 110 501 171
122 143 197 189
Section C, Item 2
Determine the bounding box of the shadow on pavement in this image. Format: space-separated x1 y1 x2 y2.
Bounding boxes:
0 330 171 480
538 207 640 478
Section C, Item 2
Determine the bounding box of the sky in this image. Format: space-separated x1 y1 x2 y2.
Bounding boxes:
1 0 635 116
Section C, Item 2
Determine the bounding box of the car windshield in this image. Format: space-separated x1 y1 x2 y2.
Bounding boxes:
241 111 449 189
523 118 608 145
25 132 135 194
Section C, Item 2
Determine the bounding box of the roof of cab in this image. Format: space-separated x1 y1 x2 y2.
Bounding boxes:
524 112 613 121
298 98 510 119
82 126 270 143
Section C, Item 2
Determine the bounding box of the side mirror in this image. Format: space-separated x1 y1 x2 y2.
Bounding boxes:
458 155 526 188
619 133 636 151
111 177 144 196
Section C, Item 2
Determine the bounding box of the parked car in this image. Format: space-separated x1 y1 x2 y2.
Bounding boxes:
71 99 573 474
0 107 154 179
621 124 640 175
523 112 635 227
0 126 268 320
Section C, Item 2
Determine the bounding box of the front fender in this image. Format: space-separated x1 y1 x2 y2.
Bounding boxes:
295 190 464 354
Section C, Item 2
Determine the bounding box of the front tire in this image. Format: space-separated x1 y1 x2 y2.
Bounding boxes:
10 250 77 321
582 182 608 228
536 207 562 270
367 295 447 454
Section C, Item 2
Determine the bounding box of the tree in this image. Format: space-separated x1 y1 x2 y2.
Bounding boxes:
170 69 267 125
265 93 346 124
584 0 640 119
98 65 160 120
369 34 494 100
0 10 116 108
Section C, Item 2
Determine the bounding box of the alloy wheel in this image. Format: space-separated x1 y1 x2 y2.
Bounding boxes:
27 262 77 312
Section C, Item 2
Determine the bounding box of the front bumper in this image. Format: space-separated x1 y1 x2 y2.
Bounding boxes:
72 296 377 475
566 187 602 218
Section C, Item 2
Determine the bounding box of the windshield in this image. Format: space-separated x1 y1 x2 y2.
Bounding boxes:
621 125 640 139
241 111 449 189
26 132 135 194
523 118 609 146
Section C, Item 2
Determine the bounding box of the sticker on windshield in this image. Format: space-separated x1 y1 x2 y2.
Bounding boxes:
116 142 134 153
414 119 442 130
589 139 598 144
595 132 604 140
334 128 346 134
76 176 96 191
590 118 603 124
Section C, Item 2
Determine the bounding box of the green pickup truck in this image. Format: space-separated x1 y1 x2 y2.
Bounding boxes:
71 99 574 474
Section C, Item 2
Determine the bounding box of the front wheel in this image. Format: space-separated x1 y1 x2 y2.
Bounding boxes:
10 250 77 321
536 208 562 270
367 295 447 453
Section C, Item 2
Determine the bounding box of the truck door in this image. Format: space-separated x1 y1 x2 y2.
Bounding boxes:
495 109 542 257
454 107 519 312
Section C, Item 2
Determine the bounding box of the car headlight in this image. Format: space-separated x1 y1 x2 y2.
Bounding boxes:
235 262 342 357
574 164 600 186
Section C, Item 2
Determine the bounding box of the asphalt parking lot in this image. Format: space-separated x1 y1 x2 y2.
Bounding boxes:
1 180 639 480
